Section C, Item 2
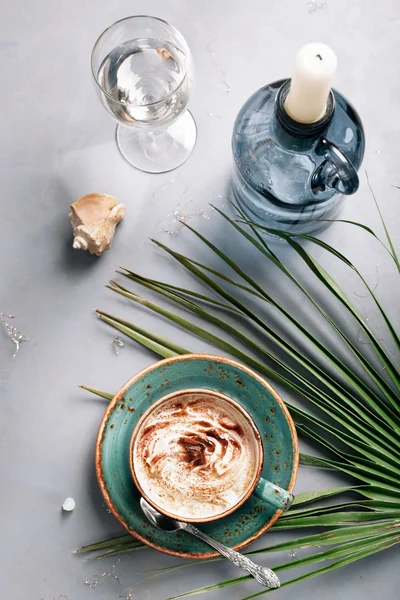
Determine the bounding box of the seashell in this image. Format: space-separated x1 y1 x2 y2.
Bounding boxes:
69 193 124 256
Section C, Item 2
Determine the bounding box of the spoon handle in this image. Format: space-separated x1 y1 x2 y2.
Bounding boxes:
185 524 280 589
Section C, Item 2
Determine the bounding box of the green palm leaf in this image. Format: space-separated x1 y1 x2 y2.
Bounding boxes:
235 217 400 398
80 200 399 597
167 532 400 599
366 171 400 273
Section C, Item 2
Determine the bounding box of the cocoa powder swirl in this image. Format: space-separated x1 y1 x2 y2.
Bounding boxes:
133 392 260 520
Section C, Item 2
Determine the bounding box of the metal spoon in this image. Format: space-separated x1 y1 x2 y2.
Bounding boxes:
140 497 280 589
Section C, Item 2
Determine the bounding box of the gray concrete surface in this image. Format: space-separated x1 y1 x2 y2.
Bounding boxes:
0 1 399 599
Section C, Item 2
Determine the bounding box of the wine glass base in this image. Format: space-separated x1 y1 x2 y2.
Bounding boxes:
116 110 197 174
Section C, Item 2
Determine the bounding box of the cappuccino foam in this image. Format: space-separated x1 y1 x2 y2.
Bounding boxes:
133 391 260 520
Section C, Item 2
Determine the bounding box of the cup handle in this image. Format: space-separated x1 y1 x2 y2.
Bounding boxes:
254 477 294 511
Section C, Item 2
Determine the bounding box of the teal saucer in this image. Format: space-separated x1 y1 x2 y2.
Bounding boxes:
96 354 298 559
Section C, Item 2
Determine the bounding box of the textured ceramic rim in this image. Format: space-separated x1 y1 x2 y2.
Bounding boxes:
96 354 299 559
129 388 264 523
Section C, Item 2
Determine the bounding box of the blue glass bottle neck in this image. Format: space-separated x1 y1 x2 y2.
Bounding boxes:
274 79 335 151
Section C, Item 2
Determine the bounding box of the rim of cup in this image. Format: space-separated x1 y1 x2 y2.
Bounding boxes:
90 15 191 109
129 388 265 523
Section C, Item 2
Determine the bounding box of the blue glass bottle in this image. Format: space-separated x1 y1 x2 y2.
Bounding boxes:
231 79 365 235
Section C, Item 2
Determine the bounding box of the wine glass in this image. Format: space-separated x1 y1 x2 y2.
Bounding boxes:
91 16 196 173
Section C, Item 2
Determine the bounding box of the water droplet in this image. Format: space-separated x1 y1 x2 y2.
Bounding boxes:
0 312 28 382
0 312 27 358
206 109 223 120
357 312 387 348
152 174 188 204
111 337 125 355
83 558 122 591
206 40 231 93
306 0 327 12
118 591 136 600
211 194 228 211
83 559 122 588
84 579 98 589
105 559 122 586
354 263 380 298
157 200 209 237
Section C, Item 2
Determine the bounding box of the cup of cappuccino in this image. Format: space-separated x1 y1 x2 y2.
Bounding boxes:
129 388 294 523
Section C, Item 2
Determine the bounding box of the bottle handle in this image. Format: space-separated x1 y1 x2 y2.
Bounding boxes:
253 477 294 511
312 138 359 196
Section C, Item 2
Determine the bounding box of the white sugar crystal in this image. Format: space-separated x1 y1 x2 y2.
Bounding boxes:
62 497 75 512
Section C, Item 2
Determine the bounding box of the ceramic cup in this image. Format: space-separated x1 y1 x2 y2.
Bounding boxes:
129 388 294 523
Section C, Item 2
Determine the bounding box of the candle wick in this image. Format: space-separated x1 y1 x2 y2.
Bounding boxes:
316 54 323 60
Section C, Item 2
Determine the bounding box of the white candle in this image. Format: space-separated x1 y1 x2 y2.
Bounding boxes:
285 43 338 124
